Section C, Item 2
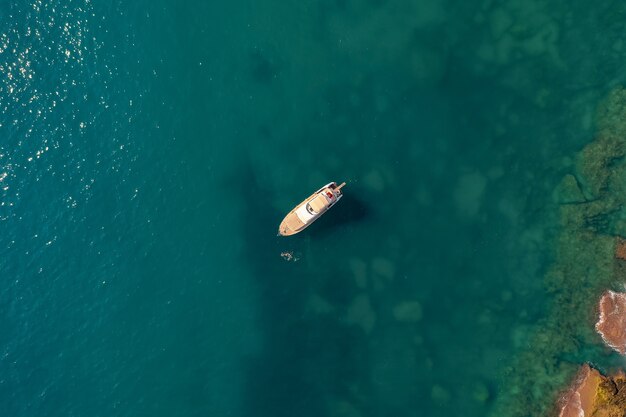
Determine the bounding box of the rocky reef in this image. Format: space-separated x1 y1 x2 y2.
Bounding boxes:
558 364 626 417
491 87 626 416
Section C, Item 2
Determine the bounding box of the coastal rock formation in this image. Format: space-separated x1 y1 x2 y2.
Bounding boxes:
492 87 626 417
558 364 602 417
595 290 626 354
558 364 626 417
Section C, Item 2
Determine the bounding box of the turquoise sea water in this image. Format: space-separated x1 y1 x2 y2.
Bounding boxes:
3 1 626 416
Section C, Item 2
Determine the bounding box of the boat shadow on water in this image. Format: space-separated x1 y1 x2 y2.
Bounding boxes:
303 190 371 239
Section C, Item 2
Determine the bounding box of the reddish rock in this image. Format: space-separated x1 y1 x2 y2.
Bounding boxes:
558 364 626 417
596 290 626 354
558 364 602 417
615 237 626 261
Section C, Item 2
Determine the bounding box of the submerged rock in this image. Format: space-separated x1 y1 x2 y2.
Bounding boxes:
306 293 335 316
370 257 395 290
363 169 385 192
392 301 423 322
431 384 451 404
576 88 626 199
615 237 626 261
472 382 490 404
453 171 487 217
558 364 626 417
553 174 586 204
371 257 395 281
345 294 376 335
490 87 626 417
328 399 362 417
595 290 626 354
348 258 368 289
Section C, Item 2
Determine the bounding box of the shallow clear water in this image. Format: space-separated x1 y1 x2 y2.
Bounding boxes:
3 1 626 416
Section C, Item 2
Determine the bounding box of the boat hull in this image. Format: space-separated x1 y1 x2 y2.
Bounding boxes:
278 182 345 236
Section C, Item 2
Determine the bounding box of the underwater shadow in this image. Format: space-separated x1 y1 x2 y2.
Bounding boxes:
234 165 325 417
306 188 372 239
233 164 366 417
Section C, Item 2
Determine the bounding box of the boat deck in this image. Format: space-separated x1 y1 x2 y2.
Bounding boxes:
281 212 305 234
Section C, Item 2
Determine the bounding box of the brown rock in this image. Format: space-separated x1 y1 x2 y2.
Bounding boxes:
558 364 626 417
615 237 626 261
596 290 626 354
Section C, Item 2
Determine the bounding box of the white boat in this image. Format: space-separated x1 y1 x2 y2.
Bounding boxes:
278 181 346 236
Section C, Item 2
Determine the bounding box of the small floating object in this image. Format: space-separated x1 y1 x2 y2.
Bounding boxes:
280 251 300 262
278 181 346 236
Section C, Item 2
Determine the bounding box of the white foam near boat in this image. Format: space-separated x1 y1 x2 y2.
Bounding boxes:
277 181 346 236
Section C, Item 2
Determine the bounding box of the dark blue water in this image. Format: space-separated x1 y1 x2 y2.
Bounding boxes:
3 1 626 416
